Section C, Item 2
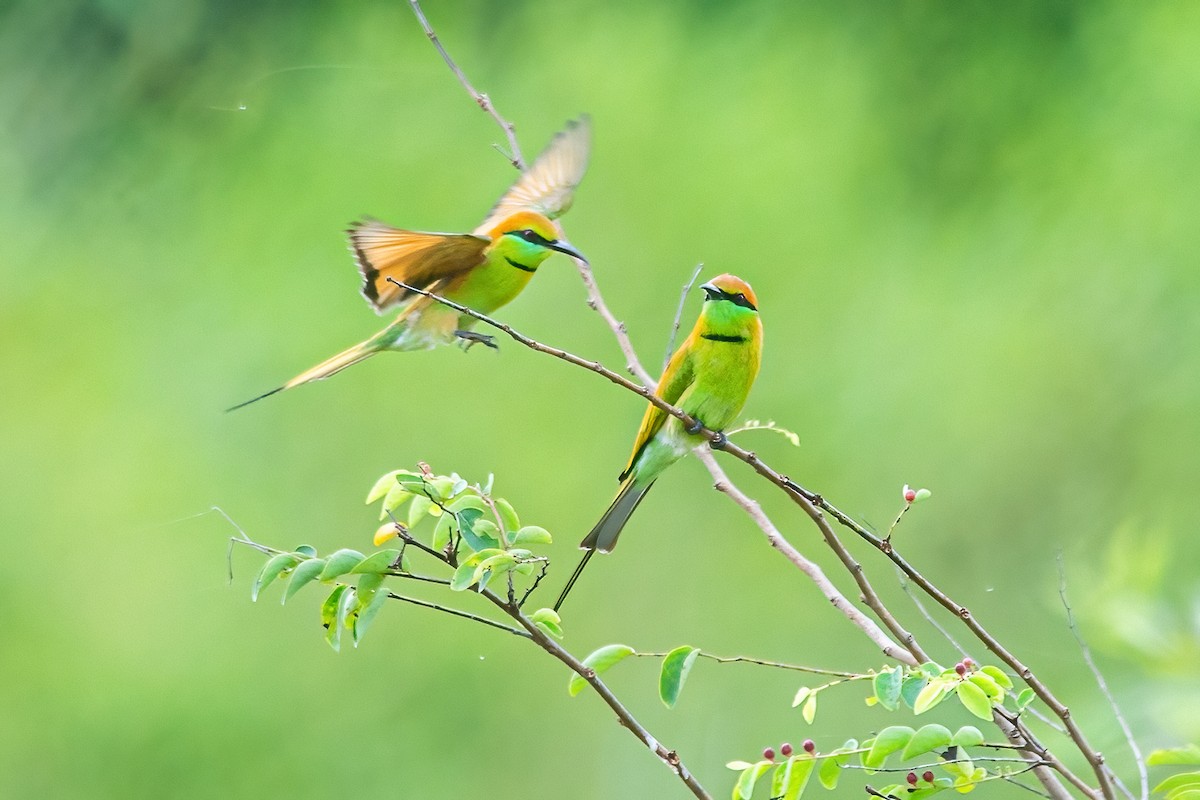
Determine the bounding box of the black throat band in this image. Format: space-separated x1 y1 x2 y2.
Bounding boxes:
505 257 537 273
701 333 747 343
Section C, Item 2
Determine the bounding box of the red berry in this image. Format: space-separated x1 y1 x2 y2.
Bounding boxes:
904 489 916 503
780 742 793 757
962 658 975 670
803 739 815 753
763 747 775 761
955 662 967 676
907 772 918 786
923 771 935 783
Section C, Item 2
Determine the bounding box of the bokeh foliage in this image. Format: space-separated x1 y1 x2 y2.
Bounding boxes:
2 0 1198 796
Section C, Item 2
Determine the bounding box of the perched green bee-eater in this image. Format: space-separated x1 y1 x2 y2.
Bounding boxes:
230 117 591 410
554 274 763 611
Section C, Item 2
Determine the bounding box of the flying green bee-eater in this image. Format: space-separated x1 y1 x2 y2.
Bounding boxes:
554 274 763 611
230 116 591 410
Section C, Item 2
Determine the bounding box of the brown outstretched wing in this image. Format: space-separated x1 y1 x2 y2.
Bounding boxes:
474 115 592 235
348 220 490 313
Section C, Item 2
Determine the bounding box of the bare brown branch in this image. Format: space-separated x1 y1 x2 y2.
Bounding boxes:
407 0 525 169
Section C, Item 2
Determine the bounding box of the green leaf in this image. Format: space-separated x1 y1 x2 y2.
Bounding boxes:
979 665 1013 689
512 525 552 546
920 661 944 677
955 679 993 720
873 667 902 711
726 761 755 771
319 549 365 581
914 678 951 714
1149 746 1200 766
817 754 841 790
355 572 384 605
901 673 928 708
320 586 347 650
952 726 985 748
352 583 389 646
529 607 564 639
379 483 412 520
428 477 455 504
801 693 817 724
913 488 932 502
568 644 635 696
864 726 915 769
406 495 435 528
366 470 402 504
967 671 1002 701
791 686 811 708
733 761 772 800
902 724 952 759
782 755 815 800
294 544 317 558
283 558 326 604
1015 687 1035 709
659 645 700 709
495 497 520 531
1154 772 1200 794
252 553 299 601
351 549 401 574
327 585 356 653
458 508 499 552
450 561 478 592
471 552 516 585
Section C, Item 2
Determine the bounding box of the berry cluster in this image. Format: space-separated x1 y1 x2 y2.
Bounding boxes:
761 739 815 761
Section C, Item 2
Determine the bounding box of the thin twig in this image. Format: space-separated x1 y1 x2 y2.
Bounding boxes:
407 0 525 169
631 650 859 678
385 590 530 637
551 220 654 384
664 262 704 370
1057 552 1145 800
897 571 969 657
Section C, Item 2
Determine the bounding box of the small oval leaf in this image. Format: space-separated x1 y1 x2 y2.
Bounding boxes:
864 725 915 769
513 525 552 546
734 761 772 800
902 724 953 759
319 549 365 581
283 558 326 604
252 553 299 601
801 693 817 724
873 667 903 711
351 549 401 574
568 644 635 697
659 645 700 709
952 726 985 748
955 679 994 720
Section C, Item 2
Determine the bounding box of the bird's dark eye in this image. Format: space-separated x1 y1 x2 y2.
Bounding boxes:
735 293 745 302
523 229 535 238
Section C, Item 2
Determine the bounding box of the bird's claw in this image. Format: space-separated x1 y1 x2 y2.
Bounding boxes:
455 330 498 351
710 431 728 449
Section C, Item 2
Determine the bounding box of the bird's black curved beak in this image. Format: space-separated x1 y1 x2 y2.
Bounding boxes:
701 282 721 301
549 239 588 265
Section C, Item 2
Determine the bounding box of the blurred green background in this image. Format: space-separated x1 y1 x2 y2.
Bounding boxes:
3 0 1198 796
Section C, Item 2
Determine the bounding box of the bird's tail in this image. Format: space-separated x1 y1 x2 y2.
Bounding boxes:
553 478 655 611
227 339 379 411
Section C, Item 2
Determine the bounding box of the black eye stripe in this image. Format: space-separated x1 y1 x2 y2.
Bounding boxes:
705 287 757 311
505 228 554 246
